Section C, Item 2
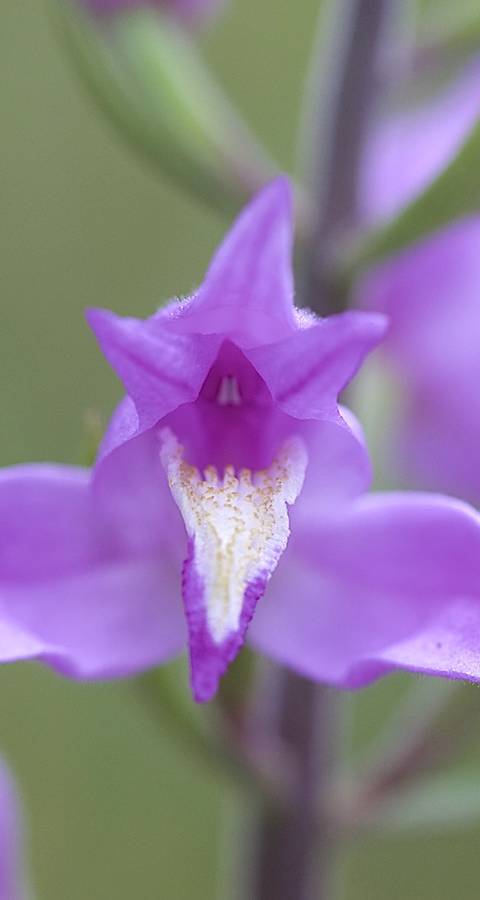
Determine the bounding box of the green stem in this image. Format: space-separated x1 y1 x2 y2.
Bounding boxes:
252 675 335 900
300 0 392 315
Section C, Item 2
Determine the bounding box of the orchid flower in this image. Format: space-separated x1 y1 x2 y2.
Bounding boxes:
2 179 480 701
356 217 480 503
356 57 480 502
0 759 30 900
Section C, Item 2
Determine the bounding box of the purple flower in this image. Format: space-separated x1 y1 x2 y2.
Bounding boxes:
360 58 480 223
356 218 480 502
2 179 480 701
81 0 224 28
356 59 480 500
0 760 29 900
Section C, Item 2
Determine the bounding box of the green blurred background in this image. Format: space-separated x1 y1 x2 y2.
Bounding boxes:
2 1 480 897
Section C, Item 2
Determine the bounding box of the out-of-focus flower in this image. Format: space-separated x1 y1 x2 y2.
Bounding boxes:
0 759 30 900
356 218 480 502
360 58 480 223
2 179 480 701
356 58 480 501
81 0 224 29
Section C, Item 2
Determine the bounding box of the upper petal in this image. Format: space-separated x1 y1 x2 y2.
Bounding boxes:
246 310 387 420
87 307 222 433
89 180 385 470
163 177 298 347
250 492 480 687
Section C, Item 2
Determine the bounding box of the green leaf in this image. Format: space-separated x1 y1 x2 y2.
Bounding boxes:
366 773 480 835
345 115 480 277
50 2 275 213
417 2 480 58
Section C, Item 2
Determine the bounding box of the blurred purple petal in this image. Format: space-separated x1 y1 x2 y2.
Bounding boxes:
88 307 222 434
360 59 480 222
246 311 386 421
305 493 480 596
356 217 480 501
251 494 480 687
0 465 185 677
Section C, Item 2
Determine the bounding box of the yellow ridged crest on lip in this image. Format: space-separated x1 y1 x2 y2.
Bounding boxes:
160 427 307 643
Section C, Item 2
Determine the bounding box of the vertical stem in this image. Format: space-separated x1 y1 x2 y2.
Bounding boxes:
252 676 334 900
251 2 393 898
302 0 393 315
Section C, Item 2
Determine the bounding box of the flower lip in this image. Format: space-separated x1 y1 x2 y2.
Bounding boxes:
160 425 308 701
155 334 313 701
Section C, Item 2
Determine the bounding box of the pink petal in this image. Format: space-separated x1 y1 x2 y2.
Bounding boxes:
164 177 298 347
360 59 480 222
0 465 95 582
0 466 185 678
306 493 480 596
356 217 480 502
87 307 221 432
0 560 185 678
250 493 480 687
246 311 387 420
93 430 185 564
